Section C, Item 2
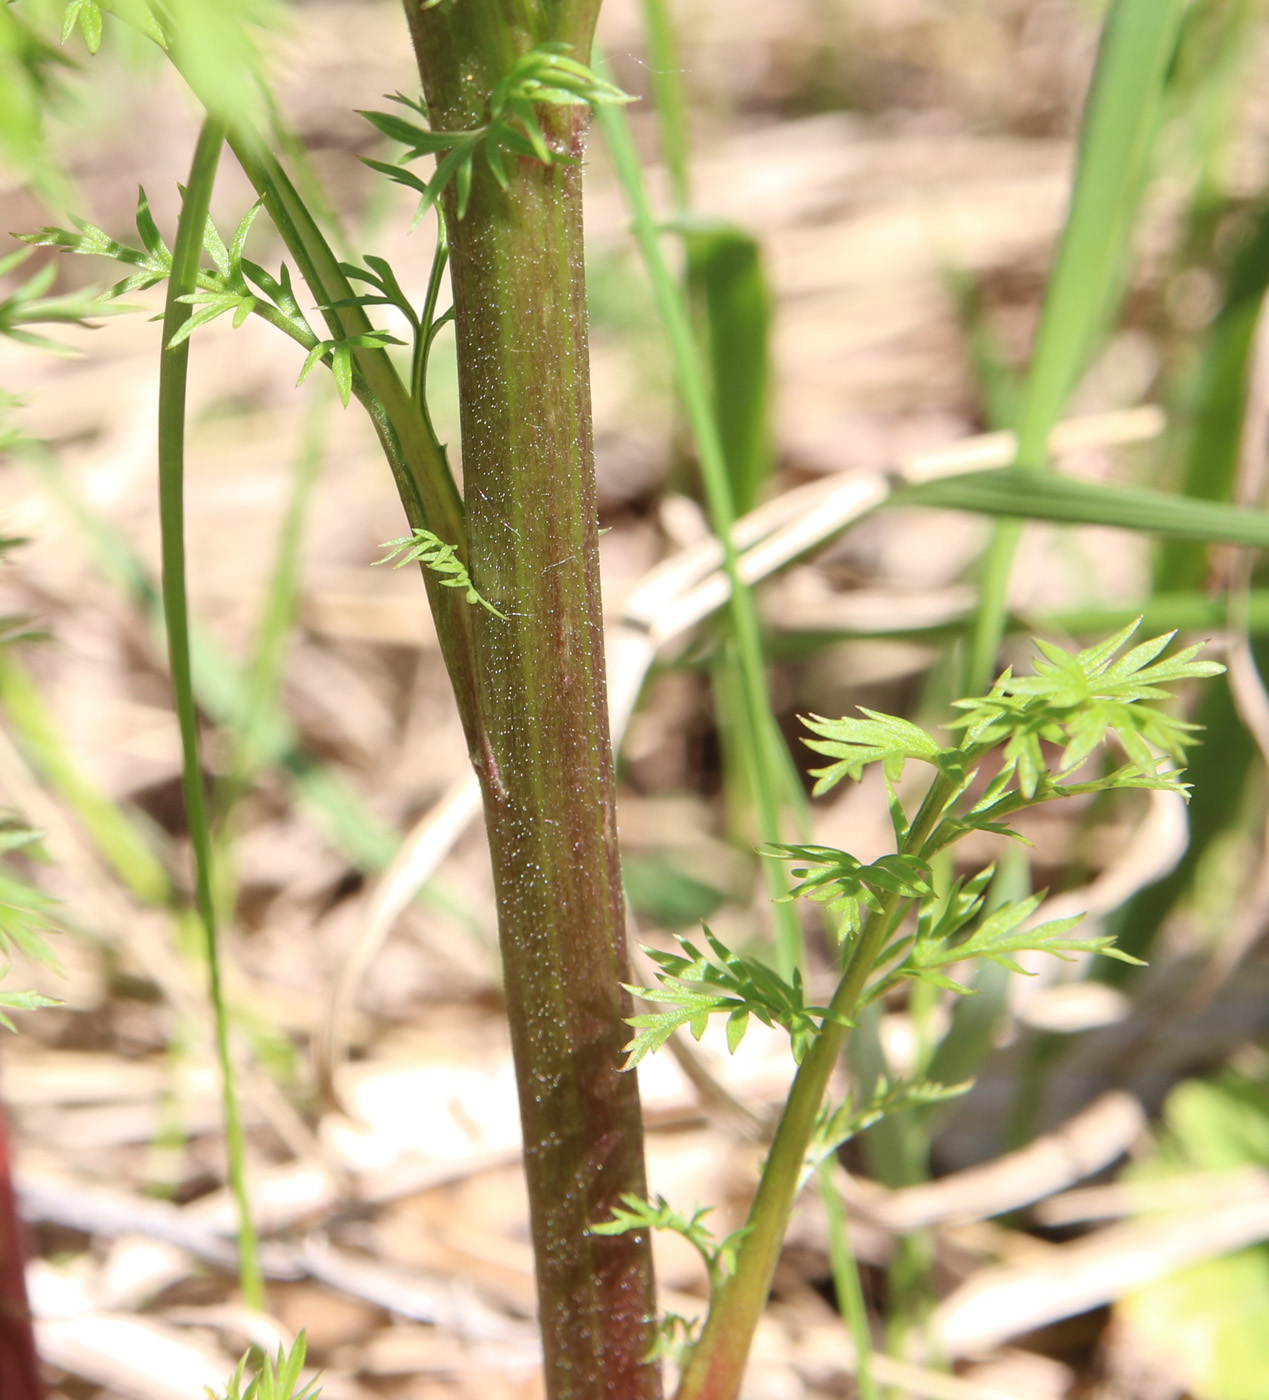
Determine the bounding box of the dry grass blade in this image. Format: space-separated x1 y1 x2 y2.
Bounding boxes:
934 1188 1269 1354
840 1091 1145 1232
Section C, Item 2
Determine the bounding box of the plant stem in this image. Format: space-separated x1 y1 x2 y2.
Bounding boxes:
158 117 263 1311
638 0 692 210
674 774 956 1400
225 136 486 741
405 10 658 1396
817 1160 879 1400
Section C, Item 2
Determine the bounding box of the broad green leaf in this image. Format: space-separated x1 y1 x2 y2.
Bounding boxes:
683 221 773 517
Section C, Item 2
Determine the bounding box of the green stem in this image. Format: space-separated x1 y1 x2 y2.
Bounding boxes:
674 773 956 1400
817 1161 879 1400
638 0 692 210
225 135 486 747
413 216 450 413
405 11 658 1397
595 82 803 976
157 117 262 1311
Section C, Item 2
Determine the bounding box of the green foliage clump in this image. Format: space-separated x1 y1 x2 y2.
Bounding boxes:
208 1334 320 1400
629 622 1212 1063
605 623 1221 1356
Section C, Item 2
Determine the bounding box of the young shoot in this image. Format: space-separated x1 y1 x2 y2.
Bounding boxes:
604 621 1223 1388
207 1333 320 1400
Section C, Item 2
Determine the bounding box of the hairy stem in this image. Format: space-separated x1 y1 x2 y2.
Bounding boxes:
405 6 659 1397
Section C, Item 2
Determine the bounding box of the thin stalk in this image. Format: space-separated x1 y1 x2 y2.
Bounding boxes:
412 216 451 413
629 9 798 892
639 0 692 210
211 392 330 924
157 116 262 1311
232 392 329 787
817 1160 879 1400
674 773 957 1400
595 82 804 976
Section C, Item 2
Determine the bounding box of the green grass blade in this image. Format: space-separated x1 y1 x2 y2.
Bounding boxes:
1156 203 1269 590
966 0 1187 690
157 117 262 1312
17 444 401 873
1018 0 1187 460
767 591 1269 659
816 1161 879 1400
942 263 1024 432
636 5 791 901
638 0 692 210
595 55 804 975
234 394 328 786
685 223 775 518
1045 592 1269 638
1165 0 1256 233
897 468 1269 547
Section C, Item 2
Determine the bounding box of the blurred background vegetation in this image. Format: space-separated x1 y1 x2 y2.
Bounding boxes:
3 1 1269 1398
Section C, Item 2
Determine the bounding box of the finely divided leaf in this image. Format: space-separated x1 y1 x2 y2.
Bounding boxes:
801 709 942 791
761 843 932 940
622 927 843 1068
951 620 1224 797
375 528 506 618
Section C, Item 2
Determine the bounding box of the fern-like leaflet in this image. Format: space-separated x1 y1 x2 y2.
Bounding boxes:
375 528 506 619
622 925 849 1068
